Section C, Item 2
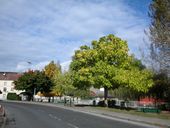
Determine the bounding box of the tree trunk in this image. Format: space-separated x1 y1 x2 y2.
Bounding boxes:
137 95 140 101
104 87 108 107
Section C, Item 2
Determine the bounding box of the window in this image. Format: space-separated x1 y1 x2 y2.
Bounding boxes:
11 87 14 91
3 87 7 92
4 82 7 86
11 83 15 86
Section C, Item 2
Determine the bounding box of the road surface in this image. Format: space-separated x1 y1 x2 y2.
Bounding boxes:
0 101 154 128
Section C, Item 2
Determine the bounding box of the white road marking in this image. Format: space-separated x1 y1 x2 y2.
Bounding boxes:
49 114 53 118
48 114 61 121
49 113 78 128
67 123 79 128
54 116 61 121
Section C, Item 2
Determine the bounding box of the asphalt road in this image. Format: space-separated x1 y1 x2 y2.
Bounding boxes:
0 101 152 128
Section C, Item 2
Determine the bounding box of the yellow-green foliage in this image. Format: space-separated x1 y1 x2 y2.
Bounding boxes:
70 34 153 93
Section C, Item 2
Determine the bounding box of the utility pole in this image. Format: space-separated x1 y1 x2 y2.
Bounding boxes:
33 87 36 101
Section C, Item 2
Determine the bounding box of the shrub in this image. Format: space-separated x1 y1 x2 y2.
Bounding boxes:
108 100 116 108
7 93 21 100
97 100 105 107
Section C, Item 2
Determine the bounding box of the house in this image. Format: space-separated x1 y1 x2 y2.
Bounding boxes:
0 72 22 100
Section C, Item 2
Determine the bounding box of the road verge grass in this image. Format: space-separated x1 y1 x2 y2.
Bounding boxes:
92 107 170 120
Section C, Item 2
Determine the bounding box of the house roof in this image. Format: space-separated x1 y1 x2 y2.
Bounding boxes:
0 72 21 81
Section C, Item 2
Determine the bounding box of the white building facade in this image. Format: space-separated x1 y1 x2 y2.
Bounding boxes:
0 72 22 100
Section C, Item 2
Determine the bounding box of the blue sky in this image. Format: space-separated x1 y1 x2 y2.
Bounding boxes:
0 0 151 72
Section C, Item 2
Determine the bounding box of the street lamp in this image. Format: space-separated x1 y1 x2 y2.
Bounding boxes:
33 87 36 101
27 61 36 101
27 61 32 72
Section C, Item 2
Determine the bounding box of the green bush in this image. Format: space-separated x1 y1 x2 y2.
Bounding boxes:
7 93 21 100
98 100 105 107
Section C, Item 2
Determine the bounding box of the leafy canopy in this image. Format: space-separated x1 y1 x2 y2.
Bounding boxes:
53 71 75 96
148 72 170 101
14 70 53 95
70 34 153 93
44 61 61 79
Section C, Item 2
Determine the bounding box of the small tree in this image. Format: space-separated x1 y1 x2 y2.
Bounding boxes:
14 70 53 100
73 89 91 99
53 71 75 97
44 61 61 79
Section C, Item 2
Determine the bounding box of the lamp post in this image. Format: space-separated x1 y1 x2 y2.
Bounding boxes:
33 87 36 101
27 61 32 72
27 61 36 101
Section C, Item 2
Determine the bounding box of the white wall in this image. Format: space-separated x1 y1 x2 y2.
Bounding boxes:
0 80 23 100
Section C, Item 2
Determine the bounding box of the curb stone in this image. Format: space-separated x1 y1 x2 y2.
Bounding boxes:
0 105 6 128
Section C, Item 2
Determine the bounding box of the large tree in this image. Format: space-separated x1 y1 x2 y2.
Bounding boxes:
14 70 53 100
70 34 153 105
148 0 170 74
147 0 170 103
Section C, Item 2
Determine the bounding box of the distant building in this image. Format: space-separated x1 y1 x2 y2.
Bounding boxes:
0 72 22 100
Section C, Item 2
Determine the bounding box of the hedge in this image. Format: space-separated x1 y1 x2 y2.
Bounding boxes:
7 93 21 100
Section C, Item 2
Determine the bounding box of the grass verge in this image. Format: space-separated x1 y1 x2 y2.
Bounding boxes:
91 107 170 120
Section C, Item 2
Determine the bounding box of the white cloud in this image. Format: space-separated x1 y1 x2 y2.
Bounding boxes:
16 61 50 72
0 0 150 71
16 62 30 72
33 61 50 71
